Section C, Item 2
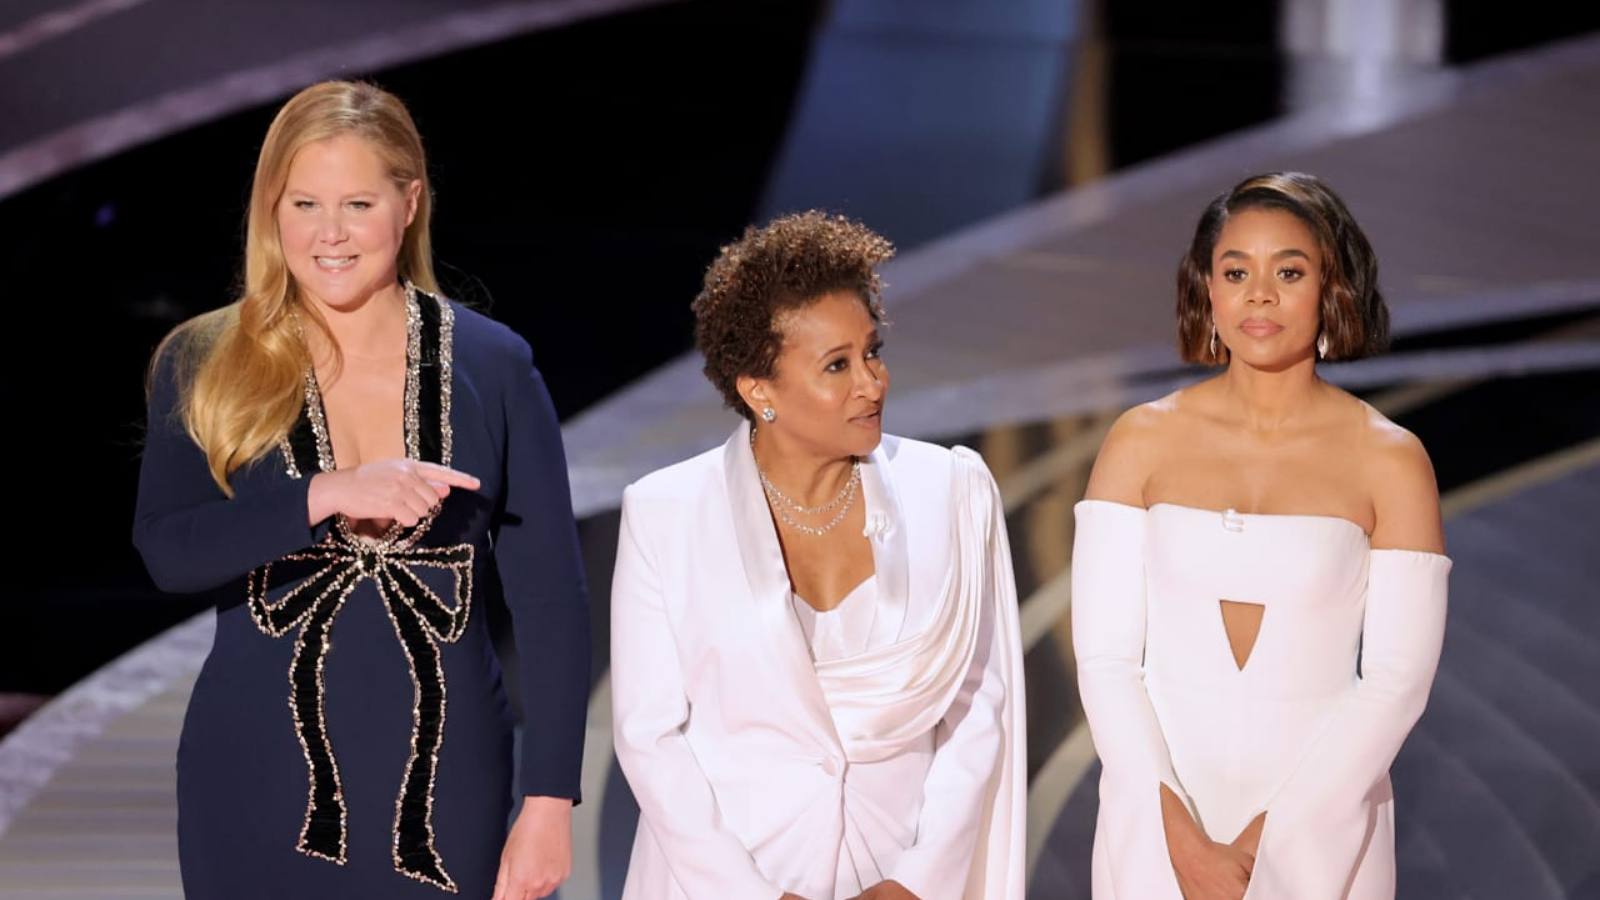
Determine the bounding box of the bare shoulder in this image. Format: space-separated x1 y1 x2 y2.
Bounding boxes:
1357 402 1446 553
1358 401 1434 487
1083 391 1183 506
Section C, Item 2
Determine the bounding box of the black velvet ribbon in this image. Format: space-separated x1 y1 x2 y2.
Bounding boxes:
247 524 474 891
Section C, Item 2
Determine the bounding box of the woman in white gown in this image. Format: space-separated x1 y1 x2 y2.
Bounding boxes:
611 212 1027 900
1072 172 1451 900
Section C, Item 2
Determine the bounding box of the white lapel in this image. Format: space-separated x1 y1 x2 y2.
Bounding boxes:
721 422 841 749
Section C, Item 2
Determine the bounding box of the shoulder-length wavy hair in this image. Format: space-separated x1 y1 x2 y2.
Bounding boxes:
1177 171 1388 365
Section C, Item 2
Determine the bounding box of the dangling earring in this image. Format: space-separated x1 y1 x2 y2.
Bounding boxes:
761 406 777 423
1209 322 1220 362
1316 331 1330 360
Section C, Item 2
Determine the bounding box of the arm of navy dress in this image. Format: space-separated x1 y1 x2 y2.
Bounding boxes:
493 336 591 802
132 347 320 594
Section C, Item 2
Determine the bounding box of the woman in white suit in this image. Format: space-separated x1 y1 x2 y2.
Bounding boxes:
610 212 1027 900
1072 173 1451 900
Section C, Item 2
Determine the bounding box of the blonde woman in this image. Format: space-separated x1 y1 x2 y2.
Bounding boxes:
133 82 587 899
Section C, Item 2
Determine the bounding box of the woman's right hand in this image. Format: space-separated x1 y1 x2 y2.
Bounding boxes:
1171 838 1253 900
308 460 480 526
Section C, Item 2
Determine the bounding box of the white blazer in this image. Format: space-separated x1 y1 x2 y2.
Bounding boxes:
611 424 1027 900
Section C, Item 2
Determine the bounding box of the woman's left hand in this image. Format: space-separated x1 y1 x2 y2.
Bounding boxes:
491 795 572 900
853 881 919 900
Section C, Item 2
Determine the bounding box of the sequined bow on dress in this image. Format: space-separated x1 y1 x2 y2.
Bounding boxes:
248 516 474 891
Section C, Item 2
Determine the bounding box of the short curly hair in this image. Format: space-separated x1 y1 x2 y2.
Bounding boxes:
1177 171 1389 364
692 211 895 421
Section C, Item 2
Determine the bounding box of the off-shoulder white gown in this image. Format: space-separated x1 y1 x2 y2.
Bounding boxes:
1071 500 1451 900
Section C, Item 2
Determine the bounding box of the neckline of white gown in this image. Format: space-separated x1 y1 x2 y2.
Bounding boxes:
1146 500 1371 540
793 575 879 616
1143 501 1452 562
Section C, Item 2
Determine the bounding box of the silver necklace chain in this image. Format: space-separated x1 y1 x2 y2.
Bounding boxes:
751 430 861 536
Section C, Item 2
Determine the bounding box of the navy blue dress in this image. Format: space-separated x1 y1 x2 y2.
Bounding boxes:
133 290 589 898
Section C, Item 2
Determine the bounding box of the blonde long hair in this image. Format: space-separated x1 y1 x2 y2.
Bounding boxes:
150 81 438 495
